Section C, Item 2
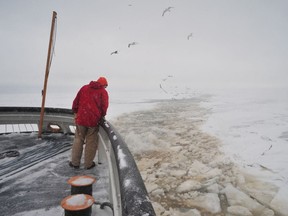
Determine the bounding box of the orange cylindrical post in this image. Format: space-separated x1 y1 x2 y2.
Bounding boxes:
61 194 94 216
68 175 96 196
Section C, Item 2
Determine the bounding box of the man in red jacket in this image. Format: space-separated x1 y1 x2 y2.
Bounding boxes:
69 77 109 169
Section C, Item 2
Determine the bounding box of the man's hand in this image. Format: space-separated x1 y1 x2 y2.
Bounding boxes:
99 117 106 125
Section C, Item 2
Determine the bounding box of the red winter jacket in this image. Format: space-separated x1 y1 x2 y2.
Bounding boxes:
72 81 109 127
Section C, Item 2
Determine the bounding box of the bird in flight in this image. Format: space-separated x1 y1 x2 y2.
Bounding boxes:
128 42 138 48
162 75 173 81
159 84 168 94
110 50 118 55
162 7 173 17
187 33 193 40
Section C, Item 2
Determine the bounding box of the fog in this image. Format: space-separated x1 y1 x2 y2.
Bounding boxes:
1 0 288 96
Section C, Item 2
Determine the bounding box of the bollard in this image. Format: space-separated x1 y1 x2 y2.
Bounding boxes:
61 194 94 216
68 175 96 196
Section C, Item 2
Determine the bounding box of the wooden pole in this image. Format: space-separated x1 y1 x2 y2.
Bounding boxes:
38 11 57 138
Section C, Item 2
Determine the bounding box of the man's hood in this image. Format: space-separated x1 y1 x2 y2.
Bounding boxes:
88 81 102 89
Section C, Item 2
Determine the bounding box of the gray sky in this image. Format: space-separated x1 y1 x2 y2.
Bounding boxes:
1 0 288 95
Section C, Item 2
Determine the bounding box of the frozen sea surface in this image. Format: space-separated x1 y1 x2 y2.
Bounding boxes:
200 88 288 188
109 87 288 215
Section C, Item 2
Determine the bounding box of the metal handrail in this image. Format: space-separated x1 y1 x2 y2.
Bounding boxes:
101 121 156 216
0 107 74 134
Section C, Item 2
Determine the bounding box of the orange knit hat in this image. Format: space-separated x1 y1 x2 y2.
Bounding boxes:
97 77 108 87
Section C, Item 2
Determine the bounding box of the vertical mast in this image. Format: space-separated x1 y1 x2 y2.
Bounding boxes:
38 11 57 138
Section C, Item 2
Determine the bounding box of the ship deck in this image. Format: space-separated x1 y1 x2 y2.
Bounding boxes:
0 133 113 215
0 107 155 216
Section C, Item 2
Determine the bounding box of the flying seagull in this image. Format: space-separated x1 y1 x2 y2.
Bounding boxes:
110 50 118 55
159 84 168 94
162 75 173 81
128 42 138 48
187 33 193 40
162 7 173 17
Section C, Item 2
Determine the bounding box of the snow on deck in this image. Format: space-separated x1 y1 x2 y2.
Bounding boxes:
0 133 112 216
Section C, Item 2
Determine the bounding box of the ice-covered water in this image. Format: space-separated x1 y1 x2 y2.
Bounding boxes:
200 88 288 187
109 87 288 215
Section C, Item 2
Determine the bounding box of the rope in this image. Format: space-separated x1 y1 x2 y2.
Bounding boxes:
94 201 114 214
0 150 20 160
48 15 57 75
